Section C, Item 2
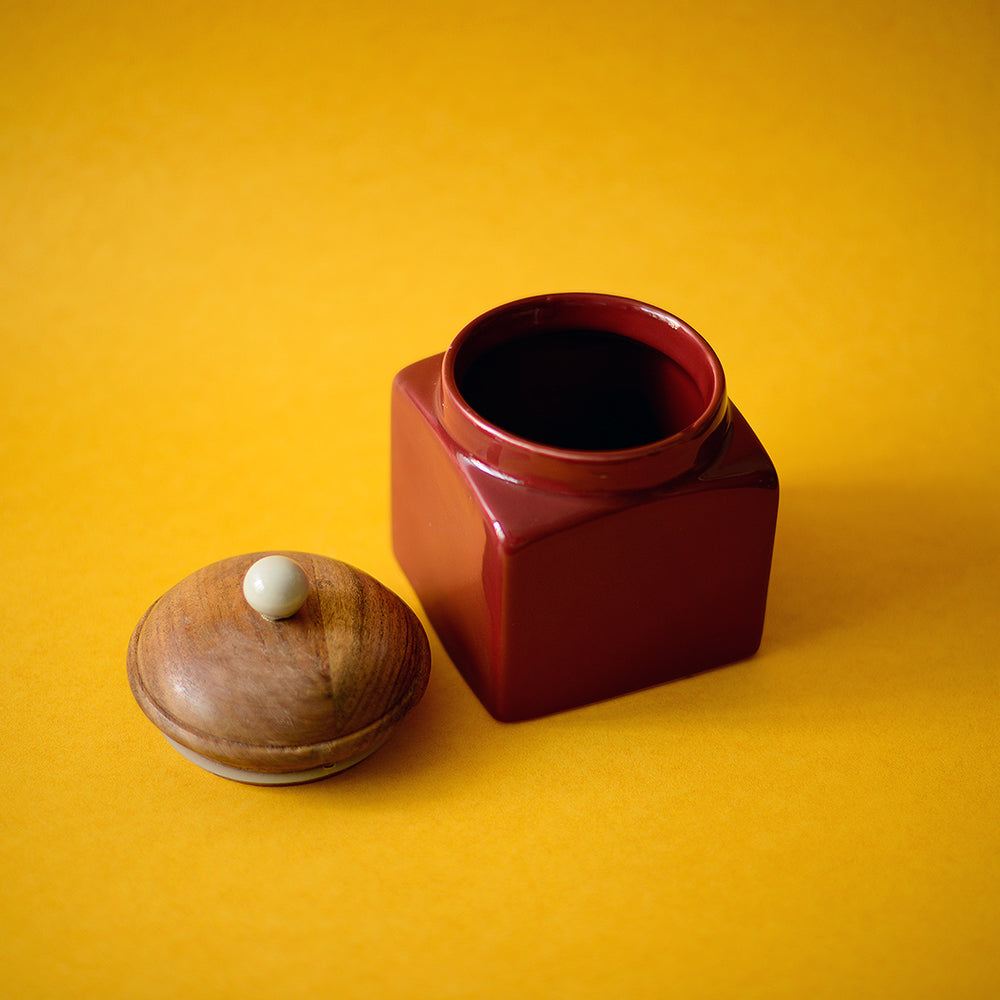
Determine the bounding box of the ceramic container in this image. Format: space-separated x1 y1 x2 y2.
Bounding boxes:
391 293 778 722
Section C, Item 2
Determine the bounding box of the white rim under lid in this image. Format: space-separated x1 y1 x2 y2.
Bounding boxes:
161 734 389 785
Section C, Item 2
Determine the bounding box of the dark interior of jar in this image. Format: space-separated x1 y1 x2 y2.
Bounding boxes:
456 329 707 451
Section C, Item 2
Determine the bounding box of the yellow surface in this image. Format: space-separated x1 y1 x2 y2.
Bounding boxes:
2 1 998 997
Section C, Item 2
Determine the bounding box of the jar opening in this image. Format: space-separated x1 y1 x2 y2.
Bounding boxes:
440 294 729 490
456 328 705 452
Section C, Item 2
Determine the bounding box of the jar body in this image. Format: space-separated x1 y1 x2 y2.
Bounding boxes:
391 294 778 721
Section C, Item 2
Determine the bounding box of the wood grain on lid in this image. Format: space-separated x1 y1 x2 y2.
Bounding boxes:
127 552 430 774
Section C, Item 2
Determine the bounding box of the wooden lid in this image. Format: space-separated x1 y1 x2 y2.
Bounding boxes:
127 552 431 783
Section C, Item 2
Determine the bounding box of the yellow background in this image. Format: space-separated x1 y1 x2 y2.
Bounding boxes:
2 1 997 997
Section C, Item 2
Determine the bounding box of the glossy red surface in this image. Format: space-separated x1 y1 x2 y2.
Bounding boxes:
391 294 778 721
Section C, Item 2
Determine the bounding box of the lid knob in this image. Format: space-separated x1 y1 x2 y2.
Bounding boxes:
242 555 309 620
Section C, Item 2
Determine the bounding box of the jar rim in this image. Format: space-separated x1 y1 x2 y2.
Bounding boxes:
440 293 731 491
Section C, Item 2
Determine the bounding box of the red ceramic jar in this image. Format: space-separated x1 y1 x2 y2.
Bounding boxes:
391 293 778 721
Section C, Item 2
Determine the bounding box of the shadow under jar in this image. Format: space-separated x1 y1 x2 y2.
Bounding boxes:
391 293 778 721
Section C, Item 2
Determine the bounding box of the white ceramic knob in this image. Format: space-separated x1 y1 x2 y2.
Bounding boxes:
242 555 310 620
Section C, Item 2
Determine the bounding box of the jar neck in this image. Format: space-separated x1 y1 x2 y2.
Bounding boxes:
439 293 731 492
